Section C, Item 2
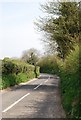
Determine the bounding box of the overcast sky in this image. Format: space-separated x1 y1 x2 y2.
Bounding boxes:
0 0 48 59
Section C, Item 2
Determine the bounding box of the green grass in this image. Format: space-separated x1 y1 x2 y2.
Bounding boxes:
1 72 35 89
2 74 17 89
60 72 79 118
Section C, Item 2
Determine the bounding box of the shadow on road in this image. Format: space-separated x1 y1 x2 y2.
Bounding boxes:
9 84 58 93
2 74 66 118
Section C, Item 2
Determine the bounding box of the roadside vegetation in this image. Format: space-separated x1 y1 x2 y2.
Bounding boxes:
38 55 59 75
58 45 80 118
0 57 40 89
38 45 80 118
35 1 80 118
0 0 80 118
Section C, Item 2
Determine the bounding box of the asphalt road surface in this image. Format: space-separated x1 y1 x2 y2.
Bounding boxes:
2 73 66 118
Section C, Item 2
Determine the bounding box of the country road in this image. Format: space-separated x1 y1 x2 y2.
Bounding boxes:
2 73 66 118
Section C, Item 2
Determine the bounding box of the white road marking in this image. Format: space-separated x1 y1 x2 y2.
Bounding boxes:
2 93 30 113
34 83 42 90
45 80 48 83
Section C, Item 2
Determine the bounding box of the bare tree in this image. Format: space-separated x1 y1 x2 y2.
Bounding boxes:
21 48 40 66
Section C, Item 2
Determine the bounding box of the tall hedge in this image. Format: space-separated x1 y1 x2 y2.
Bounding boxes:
38 46 80 118
58 46 80 118
38 55 59 75
0 58 40 89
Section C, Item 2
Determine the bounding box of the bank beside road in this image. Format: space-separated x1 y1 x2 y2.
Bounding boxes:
1 58 40 90
2 74 66 118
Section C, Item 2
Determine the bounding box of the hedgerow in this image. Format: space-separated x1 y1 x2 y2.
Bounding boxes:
58 46 80 118
38 46 80 118
38 55 59 75
0 58 40 89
